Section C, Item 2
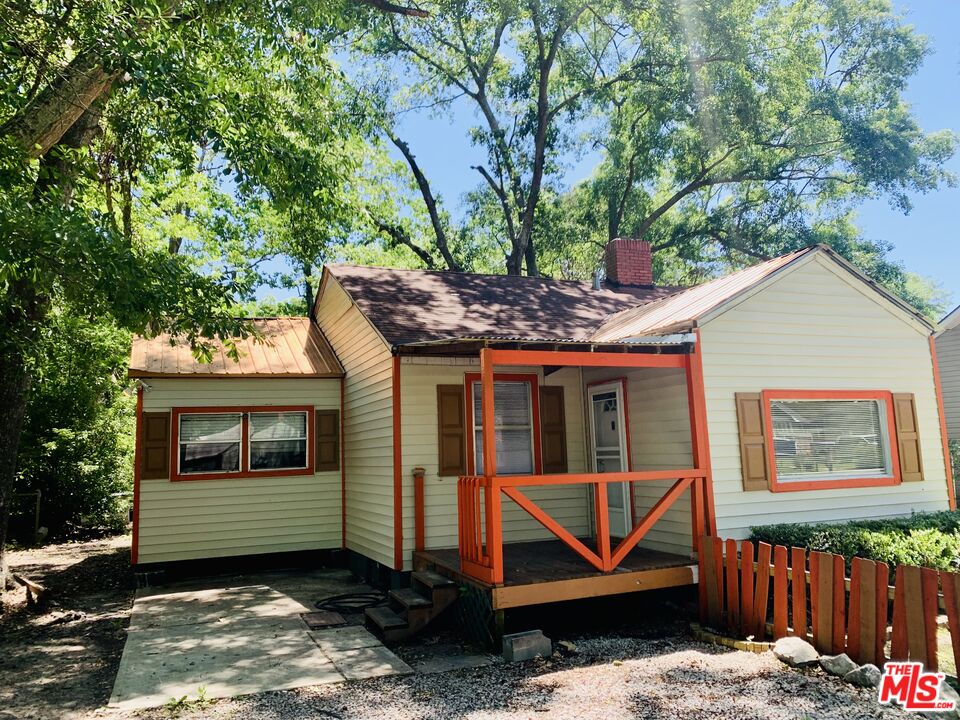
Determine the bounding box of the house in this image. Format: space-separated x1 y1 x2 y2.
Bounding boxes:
128 241 954 625
935 306 960 441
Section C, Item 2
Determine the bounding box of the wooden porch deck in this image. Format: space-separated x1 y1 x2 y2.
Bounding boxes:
413 538 698 610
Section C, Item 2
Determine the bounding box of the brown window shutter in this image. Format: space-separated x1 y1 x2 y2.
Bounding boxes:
540 386 568 474
315 410 340 472
735 393 769 491
437 385 466 477
141 412 170 480
893 393 923 482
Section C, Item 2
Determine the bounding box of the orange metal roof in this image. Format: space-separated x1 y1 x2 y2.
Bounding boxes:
129 317 343 378
591 247 815 341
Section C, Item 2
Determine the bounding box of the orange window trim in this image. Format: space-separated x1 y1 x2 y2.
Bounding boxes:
170 405 315 482
464 372 543 476
760 389 901 493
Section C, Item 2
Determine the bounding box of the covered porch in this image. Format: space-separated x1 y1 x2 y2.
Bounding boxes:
411 340 717 606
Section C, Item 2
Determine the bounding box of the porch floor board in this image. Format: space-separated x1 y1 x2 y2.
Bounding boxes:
413 539 697 609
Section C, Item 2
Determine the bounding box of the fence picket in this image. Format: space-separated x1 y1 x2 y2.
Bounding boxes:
940 570 960 675
892 565 940 671
701 536 723 628
790 547 807 638
830 553 846 654
773 545 788 639
753 542 772 640
740 540 755 637
725 538 740 633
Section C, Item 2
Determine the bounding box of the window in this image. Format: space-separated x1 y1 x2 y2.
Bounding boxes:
249 412 308 471
172 406 315 480
179 413 242 475
469 378 537 475
764 392 897 488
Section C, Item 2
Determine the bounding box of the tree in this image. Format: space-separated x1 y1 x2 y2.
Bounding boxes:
350 0 954 278
0 0 412 586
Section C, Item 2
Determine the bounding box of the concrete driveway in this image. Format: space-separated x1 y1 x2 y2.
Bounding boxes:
109 569 411 711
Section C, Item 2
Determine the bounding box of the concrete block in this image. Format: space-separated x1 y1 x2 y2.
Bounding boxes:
502 630 551 662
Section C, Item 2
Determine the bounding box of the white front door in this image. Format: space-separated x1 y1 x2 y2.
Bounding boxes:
588 382 632 538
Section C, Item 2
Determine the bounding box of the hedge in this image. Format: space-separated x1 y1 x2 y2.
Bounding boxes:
749 511 960 575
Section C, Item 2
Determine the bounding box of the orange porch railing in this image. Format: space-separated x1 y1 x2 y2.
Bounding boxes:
457 469 711 585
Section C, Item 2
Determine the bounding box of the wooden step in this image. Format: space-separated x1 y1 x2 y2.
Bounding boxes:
389 587 433 610
411 570 458 590
365 605 407 631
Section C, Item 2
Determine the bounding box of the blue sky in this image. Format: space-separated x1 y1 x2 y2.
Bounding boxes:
380 1 960 312
856 1 960 311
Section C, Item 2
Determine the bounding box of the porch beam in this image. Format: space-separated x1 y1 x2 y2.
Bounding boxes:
487 349 687 369
496 468 704 487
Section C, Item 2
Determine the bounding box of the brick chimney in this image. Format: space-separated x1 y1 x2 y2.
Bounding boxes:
604 238 653 286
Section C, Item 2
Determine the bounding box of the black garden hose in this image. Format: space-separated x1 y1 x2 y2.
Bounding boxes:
315 591 388 614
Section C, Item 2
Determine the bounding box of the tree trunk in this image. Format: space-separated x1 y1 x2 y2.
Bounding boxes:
0 49 117 159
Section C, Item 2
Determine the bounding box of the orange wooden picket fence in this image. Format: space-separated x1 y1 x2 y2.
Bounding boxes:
698 536 960 671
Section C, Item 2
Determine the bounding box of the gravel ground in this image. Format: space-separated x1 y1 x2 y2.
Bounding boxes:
89 635 907 720
2 537 911 720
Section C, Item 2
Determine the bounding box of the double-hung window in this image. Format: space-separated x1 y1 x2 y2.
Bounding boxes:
178 413 242 475
469 378 537 475
249 411 309 471
764 391 897 489
173 406 315 480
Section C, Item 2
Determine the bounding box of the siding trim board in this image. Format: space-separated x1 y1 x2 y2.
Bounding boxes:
758 389 901 493
393 355 403 570
930 336 957 510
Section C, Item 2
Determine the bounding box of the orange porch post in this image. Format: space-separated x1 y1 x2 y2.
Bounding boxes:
686 330 717 547
480 348 504 584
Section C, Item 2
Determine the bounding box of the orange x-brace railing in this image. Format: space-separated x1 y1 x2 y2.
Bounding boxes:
455 343 717 586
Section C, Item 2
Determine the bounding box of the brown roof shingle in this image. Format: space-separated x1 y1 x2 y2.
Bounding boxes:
129 317 343 378
324 265 681 347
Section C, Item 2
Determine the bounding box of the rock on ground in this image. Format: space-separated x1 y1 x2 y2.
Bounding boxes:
820 653 858 677
773 636 819 667
844 664 882 688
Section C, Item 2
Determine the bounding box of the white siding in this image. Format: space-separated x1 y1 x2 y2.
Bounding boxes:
581 367 695 556
400 359 591 557
314 277 395 568
139 378 342 563
700 255 950 540
936 325 960 440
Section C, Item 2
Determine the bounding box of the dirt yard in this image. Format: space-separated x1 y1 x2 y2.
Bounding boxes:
0 535 135 720
1 537 912 720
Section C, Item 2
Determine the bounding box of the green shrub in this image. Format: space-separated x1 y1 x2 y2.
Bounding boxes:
749 511 960 574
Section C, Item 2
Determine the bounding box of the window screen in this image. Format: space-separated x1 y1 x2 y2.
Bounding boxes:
472 381 534 474
179 413 241 474
249 411 308 471
770 399 892 483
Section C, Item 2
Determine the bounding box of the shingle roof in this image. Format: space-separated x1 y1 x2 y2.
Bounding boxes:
591 248 813 341
324 265 682 347
129 317 343 378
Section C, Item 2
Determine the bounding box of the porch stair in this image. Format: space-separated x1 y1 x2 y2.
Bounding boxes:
364 570 459 642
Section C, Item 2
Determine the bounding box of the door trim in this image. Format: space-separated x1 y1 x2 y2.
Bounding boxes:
587 379 634 535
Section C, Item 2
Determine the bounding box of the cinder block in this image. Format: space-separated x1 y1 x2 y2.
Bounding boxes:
502 630 552 662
